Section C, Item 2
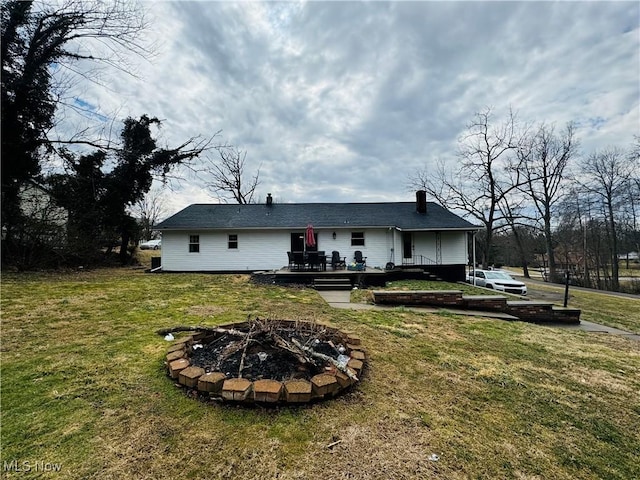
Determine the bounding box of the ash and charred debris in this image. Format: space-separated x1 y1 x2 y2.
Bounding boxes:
172 318 353 381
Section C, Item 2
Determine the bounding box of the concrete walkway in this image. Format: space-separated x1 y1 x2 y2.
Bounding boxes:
317 290 640 342
550 319 640 342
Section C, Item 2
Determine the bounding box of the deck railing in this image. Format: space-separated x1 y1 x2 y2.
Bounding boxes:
402 255 438 266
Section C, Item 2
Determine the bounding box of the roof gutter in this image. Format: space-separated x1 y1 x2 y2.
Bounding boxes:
157 225 482 232
394 226 483 232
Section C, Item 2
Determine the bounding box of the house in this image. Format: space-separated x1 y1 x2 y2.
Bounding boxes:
12 181 67 244
154 191 480 281
618 252 639 261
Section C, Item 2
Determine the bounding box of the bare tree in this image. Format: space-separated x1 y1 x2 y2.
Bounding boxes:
410 107 525 268
580 147 637 290
496 192 538 277
621 136 640 262
134 187 167 242
517 123 577 282
203 146 260 204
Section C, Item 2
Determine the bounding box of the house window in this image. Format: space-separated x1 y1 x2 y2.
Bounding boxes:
188 235 200 253
228 234 238 249
351 231 365 246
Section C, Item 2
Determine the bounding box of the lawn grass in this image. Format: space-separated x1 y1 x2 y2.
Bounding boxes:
350 279 489 304
2 269 640 479
383 279 490 295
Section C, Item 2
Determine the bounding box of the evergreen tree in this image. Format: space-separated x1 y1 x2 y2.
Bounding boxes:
48 115 209 265
1 0 149 266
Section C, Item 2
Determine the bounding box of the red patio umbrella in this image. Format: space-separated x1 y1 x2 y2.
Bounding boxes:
305 224 316 248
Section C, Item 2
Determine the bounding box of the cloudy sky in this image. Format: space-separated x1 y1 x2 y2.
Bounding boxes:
61 1 639 217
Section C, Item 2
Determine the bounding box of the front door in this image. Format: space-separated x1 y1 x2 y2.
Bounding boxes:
403 232 413 263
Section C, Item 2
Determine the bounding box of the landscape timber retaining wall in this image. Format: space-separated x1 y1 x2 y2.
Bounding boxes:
372 290 580 324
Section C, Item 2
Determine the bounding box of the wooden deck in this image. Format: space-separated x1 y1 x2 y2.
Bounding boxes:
276 266 385 275
254 266 388 288
253 264 465 288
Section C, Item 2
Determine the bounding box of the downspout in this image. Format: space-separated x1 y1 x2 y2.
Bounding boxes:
390 227 396 265
472 231 477 286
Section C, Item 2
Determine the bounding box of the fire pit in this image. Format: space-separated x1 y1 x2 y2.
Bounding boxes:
159 318 365 404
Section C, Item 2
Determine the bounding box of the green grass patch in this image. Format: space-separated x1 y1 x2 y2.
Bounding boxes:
382 279 488 294
1 269 640 479
350 279 488 304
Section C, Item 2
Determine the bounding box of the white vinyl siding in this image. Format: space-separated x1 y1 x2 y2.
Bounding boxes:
404 231 468 265
162 231 289 271
439 231 467 264
160 228 468 272
412 233 436 263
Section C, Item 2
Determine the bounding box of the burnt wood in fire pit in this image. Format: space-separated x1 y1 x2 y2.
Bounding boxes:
159 318 365 404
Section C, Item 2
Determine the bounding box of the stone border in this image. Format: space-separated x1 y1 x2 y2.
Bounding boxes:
164 320 365 404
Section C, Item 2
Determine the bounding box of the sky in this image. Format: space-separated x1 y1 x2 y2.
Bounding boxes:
57 1 639 218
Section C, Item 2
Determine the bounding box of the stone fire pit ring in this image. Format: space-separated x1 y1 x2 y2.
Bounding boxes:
161 319 366 404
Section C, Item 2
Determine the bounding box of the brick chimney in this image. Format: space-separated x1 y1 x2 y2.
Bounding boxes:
416 190 427 214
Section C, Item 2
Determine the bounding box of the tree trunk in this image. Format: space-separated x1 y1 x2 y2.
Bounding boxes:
511 225 531 279
607 200 620 291
543 214 558 283
482 226 493 269
119 229 130 264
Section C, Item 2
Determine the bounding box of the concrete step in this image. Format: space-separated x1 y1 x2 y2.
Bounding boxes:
422 271 442 281
314 277 351 284
314 284 353 291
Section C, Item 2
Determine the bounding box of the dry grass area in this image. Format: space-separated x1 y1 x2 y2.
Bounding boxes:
2 269 640 479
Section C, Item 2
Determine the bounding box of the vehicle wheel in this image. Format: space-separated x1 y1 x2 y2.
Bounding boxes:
154 246 159 250
486 284 494 289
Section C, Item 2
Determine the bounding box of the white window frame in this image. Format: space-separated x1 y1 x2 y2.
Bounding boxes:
351 231 365 246
188 234 200 253
228 234 238 249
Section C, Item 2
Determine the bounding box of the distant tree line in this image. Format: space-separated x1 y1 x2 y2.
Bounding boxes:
410 108 640 293
1 1 259 270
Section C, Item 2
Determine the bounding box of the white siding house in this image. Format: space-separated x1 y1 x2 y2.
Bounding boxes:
155 191 480 280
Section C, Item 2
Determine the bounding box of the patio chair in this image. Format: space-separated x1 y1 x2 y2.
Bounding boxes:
331 251 346 270
317 251 327 271
354 250 367 270
307 251 321 271
292 251 305 271
287 251 295 270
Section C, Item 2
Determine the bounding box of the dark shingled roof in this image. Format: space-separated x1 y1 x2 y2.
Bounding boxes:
155 202 479 231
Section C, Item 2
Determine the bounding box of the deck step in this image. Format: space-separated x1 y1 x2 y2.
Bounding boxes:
313 277 352 291
422 271 442 281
